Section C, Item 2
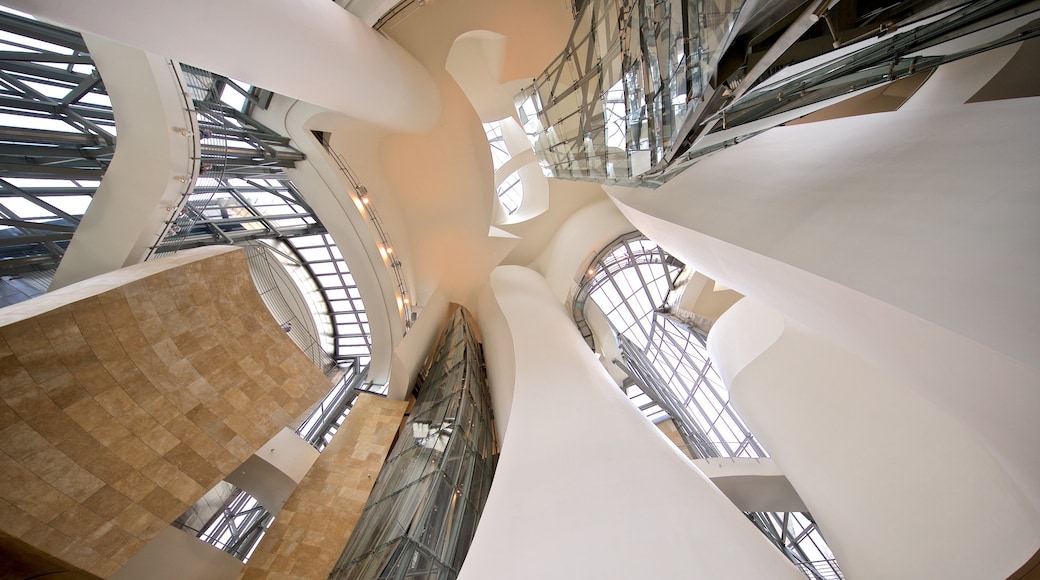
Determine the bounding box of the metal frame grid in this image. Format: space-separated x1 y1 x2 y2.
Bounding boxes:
577 232 841 579
330 307 497 580
518 0 1039 187
0 9 113 275
150 65 321 255
283 233 374 368
514 0 742 184
481 119 523 215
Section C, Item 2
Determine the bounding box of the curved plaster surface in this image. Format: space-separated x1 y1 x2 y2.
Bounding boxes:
607 52 1040 511
8 0 440 132
251 99 406 384
460 265 802 580
710 298 1040 580
50 36 195 290
530 199 635 303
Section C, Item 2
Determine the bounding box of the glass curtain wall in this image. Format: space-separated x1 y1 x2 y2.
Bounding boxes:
515 0 743 184
577 232 841 579
518 0 1036 186
330 306 497 580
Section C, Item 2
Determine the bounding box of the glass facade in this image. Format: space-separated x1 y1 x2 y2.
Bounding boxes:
515 0 743 183
578 232 840 578
330 306 497 580
518 0 1032 186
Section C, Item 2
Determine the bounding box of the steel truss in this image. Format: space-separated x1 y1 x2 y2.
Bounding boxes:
0 10 113 274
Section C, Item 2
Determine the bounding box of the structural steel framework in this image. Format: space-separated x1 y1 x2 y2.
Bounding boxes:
0 9 114 275
518 0 1039 186
577 233 841 579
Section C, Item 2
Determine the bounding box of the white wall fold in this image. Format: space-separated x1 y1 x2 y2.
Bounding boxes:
8 0 440 132
462 265 801 580
710 298 1040 580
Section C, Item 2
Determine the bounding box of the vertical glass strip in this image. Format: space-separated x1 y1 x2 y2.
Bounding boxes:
330 306 497 580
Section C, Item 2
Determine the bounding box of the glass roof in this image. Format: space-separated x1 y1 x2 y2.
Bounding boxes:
152 65 371 368
284 233 372 367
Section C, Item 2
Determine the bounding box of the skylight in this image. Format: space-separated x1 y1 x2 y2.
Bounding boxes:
579 233 841 578
496 171 523 215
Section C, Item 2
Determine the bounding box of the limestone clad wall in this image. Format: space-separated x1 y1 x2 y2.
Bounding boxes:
0 246 331 577
240 393 407 580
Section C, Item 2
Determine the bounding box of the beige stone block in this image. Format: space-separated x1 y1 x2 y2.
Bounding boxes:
1 319 49 357
0 422 50 463
39 371 90 411
114 437 159 471
0 400 20 432
165 442 220 486
18 346 68 385
63 397 111 433
21 483 76 524
89 421 133 448
139 458 179 488
84 522 122 556
2 247 329 577
85 334 128 367
0 497 40 537
49 503 106 540
72 362 120 397
109 536 144 562
142 486 183 519
111 471 156 503
165 471 205 504
70 300 109 336
49 463 106 503
113 502 158 535
100 296 136 331
140 424 179 455
4 379 59 421
95 388 138 418
83 486 133 520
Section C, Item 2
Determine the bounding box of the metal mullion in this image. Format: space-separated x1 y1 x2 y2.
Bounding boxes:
0 187 91 196
0 178 80 223
225 186 284 236
0 218 74 231
0 13 88 52
0 59 89 85
181 203 235 244
60 74 100 106
0 68 55 104
57 106 115 143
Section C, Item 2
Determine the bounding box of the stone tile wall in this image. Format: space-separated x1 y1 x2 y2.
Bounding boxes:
0 246 331 577
239 393 407 580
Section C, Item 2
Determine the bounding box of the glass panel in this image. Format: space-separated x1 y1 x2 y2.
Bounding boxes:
331 308 497 579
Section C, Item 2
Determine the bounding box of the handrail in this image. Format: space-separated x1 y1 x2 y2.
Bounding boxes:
318 139 414 331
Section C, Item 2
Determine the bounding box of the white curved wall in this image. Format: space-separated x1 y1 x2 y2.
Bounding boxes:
9 0 439 132
607 52 1040 513
711 298 1040 579
460 265 802 580
50 36 194 290
530 199 634 303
